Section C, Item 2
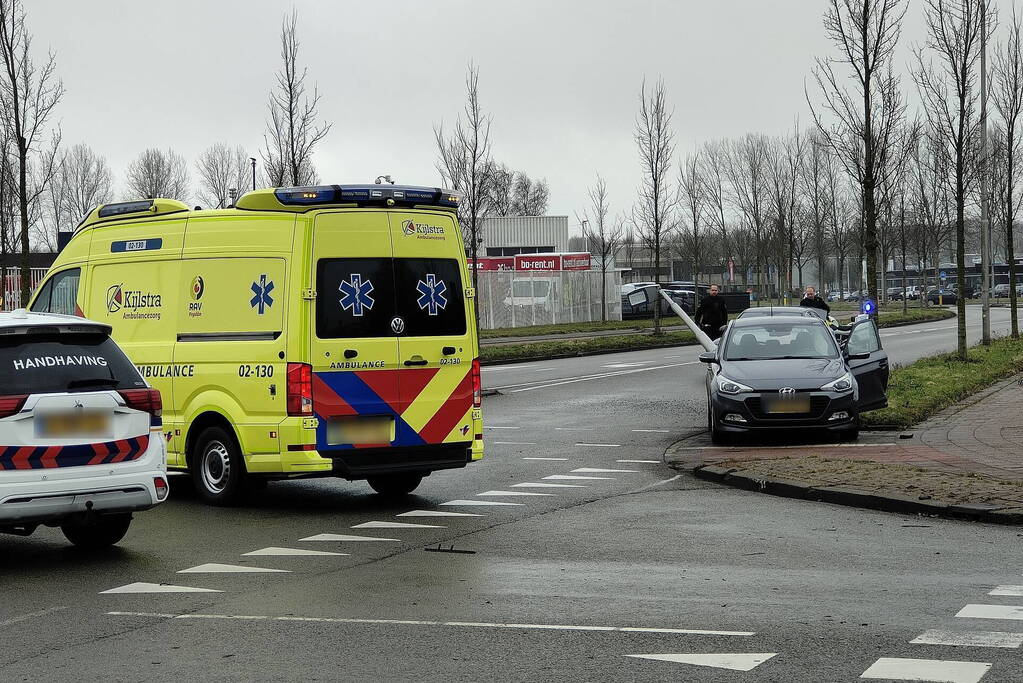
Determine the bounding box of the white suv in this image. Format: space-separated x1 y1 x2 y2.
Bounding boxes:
0 310 168 548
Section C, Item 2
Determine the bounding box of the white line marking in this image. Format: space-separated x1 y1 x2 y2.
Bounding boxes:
626 653 777 671
522 457 568 461
989 586 1023 597
476 490 555 497
632 429 671 433
511 482 587 488
910 629 1023 649
397 510 483 518
439 499 524 507
957 604 1023 621
554 427 594 431
243 547 347 557
636 474 683 492
178 563 289 574
299 534 400 542
618 459 661 464
860 657 991 682
101 582 222 594
497 363 695 394
106 612 755 636
572 467 636 473
481 364 538 371
351 521 445 529
602 362 651 368
486 426 520 430
493 441 538 446
574 443 621 448
543 474 614 481
0 607 69 626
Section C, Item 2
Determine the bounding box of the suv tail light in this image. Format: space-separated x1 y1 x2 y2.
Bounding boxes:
0 395 28 418
287 363 313 416
118 388 162 416
471 358 482 408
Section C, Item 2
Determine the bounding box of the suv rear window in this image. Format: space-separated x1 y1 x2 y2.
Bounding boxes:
0 333 146 395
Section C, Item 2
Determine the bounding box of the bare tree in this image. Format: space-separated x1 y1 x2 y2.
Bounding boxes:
0 0 64 303
57 143 112 226
580 175 623 321
633 78 676 333
700 140 733 285
993 8 1023 338
487 163 550 216
810 0 908 310
261 9 331 188
125 148 191 202
434 63 493 329
914 0 990 358
0 126 14 305
678 151 706 302
726 134 771 299
801 131 832 292
196 143 251 209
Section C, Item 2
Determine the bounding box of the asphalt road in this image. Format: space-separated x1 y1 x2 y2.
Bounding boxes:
2 307 1021 682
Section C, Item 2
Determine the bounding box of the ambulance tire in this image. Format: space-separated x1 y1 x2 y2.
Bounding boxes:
61 513 132 549
367 473 424 498
192 426 246 506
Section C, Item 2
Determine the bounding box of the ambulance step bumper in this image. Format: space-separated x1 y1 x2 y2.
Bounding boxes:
328 444 473 480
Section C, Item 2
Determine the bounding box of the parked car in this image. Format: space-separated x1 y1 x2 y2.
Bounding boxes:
886 287 906 301
927 288 958 305
993 284 1011 298
827 290 842 302
844 290 862 302
0 310 168 548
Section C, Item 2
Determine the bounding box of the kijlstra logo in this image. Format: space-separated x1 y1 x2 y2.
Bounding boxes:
106 284 123 313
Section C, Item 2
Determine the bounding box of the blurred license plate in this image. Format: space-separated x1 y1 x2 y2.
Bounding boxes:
763 396 811 414
36 412 111 438
327 417 394 445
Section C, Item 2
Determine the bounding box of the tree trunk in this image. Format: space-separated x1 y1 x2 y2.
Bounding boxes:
600 263 607 322
18 137 29 307
956 173 967 359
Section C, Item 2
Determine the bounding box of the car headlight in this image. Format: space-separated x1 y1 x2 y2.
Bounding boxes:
716 375 753 395
821 372 853 393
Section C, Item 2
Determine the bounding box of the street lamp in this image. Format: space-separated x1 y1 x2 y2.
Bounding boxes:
250 158 257 191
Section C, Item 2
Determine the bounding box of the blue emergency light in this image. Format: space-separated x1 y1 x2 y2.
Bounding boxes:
274 185 460 209
861 298 877 315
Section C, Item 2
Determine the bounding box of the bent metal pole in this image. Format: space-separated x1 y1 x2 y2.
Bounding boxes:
659 289 717 351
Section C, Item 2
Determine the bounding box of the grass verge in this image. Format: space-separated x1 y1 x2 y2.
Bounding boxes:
863 335 1023 429
481 330 696 364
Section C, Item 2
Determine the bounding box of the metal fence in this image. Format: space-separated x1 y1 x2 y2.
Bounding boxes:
1 268 49 309
475 269 623 330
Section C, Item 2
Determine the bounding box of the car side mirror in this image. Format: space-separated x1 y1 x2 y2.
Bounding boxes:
698 351 717 364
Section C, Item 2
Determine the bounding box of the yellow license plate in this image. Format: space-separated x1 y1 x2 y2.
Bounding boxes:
327 417 394 445
37 412 112 438
763 396 811 414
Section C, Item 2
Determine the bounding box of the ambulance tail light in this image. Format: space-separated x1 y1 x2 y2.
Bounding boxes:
0 394 28 418
471 359 482 408
287 363 313 416
118 388 162 417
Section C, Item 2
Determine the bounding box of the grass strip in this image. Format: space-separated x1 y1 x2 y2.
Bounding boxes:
481 330 696 364
863 335 1023 429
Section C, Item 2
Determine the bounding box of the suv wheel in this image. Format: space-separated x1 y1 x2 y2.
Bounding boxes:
367 473 424 498
61 513 132 549
192 425 246 506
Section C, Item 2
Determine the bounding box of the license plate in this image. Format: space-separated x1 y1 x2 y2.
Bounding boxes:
327 417 394 445
36 412 112 438
763 396 811 414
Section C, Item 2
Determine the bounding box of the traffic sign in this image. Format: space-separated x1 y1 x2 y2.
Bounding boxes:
940 270 947 280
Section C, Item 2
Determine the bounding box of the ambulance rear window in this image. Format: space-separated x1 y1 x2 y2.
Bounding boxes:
394 258 466 337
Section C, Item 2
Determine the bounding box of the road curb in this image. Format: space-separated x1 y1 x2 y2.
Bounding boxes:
688 464 1023 525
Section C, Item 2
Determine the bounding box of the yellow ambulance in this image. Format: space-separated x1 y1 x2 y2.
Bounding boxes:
30 185 484 504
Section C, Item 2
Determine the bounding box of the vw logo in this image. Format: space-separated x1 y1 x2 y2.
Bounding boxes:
779 387 796 395
390 317 406 334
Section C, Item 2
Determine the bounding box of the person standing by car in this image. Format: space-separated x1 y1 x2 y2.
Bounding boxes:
800 286 831 315
694 283 729 341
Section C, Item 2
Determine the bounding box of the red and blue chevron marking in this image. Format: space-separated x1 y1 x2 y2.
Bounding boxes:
312 371 424 450
0 435 150 470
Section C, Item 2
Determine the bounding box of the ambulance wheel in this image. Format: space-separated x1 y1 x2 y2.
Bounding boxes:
192 426 246 506
367 473 424 498
61 513 132 549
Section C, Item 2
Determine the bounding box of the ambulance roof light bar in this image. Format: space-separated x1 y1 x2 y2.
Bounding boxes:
273 184 460 209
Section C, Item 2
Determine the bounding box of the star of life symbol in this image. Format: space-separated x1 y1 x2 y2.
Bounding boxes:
250 274 274 315
339 274 375 317
416 273 448 316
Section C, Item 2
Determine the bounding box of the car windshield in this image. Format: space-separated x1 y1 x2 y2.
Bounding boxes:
724 322 839 361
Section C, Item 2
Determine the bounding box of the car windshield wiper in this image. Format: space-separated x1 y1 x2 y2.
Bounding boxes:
66 377 120 390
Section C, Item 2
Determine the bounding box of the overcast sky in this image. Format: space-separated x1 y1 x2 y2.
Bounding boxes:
31 0 986 232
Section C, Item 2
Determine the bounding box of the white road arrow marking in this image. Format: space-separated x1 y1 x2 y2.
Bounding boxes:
397 510 483 517
439 499 524 506
351 521 445 529
100 582 222 595
178 563 289 574
243 547 347 557
299 534 400 542
860 657 991 683
476 490 555 497
625 653 777 671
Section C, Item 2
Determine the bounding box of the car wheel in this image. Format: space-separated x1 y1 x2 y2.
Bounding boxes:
191 425 246 506
61 513 132 549
708 406 730 446
367 473 424 498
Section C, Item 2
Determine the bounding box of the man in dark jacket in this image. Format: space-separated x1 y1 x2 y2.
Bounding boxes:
800 286 831 315
694 284 729 341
